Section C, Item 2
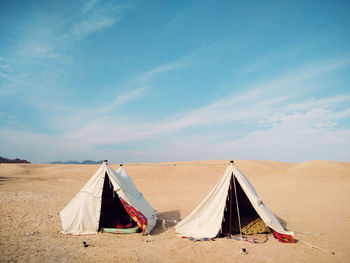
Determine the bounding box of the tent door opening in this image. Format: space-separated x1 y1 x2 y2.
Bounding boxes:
219 174 270 237
98 173 137 230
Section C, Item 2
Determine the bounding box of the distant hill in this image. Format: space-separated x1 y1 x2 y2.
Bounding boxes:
50 160 103 164
0 156 31 163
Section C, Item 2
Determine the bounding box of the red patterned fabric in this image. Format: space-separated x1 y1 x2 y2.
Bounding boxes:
272 230 295 243
116 223 133 229
120 198 148 233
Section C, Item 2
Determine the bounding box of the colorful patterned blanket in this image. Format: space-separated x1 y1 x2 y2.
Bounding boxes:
120 198 148 234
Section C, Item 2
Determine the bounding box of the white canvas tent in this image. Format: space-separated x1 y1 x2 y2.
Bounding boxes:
175 161 294 240
60 161 157 235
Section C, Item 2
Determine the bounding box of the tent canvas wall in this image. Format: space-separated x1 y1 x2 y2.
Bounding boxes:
175 162 294 241
60 161 157 235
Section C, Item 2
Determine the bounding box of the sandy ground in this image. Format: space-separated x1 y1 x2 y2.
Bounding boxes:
0 160 349 263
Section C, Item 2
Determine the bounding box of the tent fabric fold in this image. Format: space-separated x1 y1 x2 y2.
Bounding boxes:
175 163 294 240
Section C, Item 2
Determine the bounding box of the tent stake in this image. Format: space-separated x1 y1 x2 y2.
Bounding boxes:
298 239 335 254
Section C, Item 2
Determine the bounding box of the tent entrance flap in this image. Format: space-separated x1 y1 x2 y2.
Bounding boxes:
98 173 137 230
220 176 270 237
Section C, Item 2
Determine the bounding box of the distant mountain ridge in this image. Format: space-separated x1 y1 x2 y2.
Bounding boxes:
50 160 103 164
0 156 31 163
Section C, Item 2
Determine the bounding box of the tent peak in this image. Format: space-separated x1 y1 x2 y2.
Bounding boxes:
103 160 108 165
120 164 123 166
230 160 234 165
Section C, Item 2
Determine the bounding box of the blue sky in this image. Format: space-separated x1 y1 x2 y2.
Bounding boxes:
1 0 350 163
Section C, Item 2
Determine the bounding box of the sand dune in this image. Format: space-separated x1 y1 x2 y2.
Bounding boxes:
0 160 349 262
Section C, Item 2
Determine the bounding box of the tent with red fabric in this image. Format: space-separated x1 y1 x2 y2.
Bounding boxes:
60 160 157 235
176 161 294 243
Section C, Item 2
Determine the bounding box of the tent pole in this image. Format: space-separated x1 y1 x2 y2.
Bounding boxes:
233 174 247 254
229 174 233 237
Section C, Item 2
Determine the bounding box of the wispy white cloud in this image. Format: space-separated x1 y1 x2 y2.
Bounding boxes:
32 52 196 133
63 93 336 146
3 94 349 163
112 87 147 106
83 0 100 13
67 0 126 41
0 64 11 69
237 45 312 76
145 60 191 77
62 55 350 153
71 16 117 39
96 87 148 115
0 72 11 80
287 94 350 112
138 95 350 162
245 56 350 96
0 71 25 86
11 1 124 61
0 1 125 102
132 54 197 86
0 57 10 70
215 106 350 162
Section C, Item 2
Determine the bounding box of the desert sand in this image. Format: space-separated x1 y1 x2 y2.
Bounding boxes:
1 160 349 262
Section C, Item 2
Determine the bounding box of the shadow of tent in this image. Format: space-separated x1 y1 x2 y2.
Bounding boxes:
151 210 181 235
276 215 288 229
